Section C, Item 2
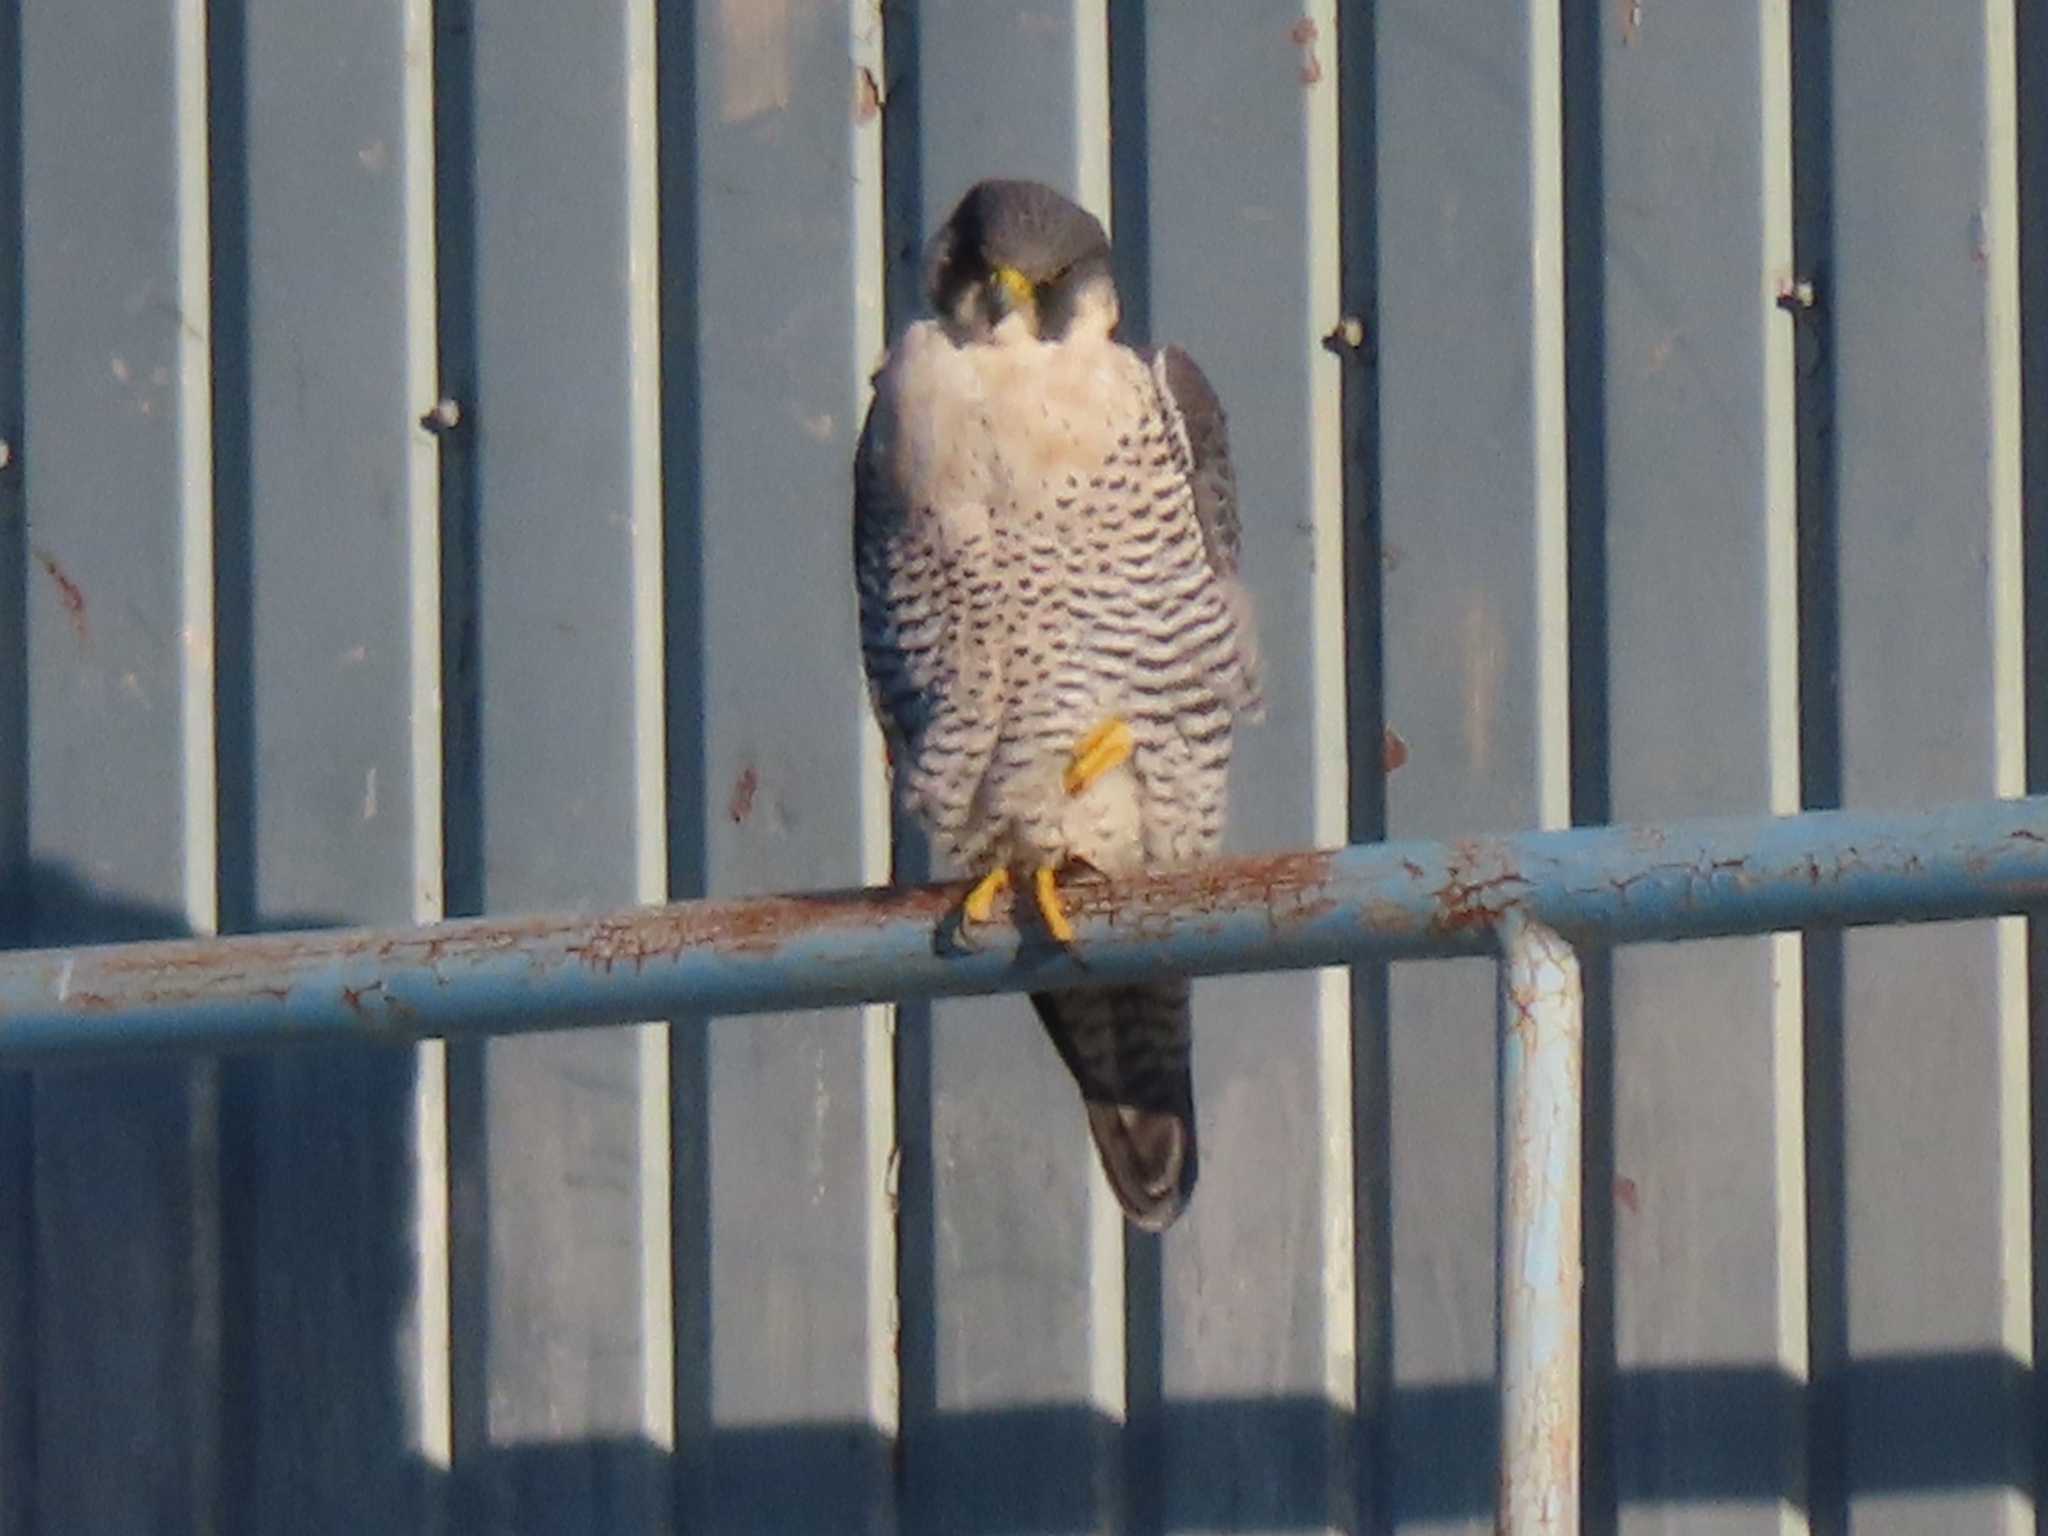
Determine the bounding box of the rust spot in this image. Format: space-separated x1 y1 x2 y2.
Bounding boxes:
54 914 564 1019
1051 850 1342 947
1382 727 1409 775
1615 1175 1640 1215
1289 16 1321 85
44 847 1357 1027
31 546 88 645
1430 840 1529 935
853 64 882 123
1776 276 1817 313
566 881 963 973
729 765 759 824
340 979 414 1027
1619 0 1641 45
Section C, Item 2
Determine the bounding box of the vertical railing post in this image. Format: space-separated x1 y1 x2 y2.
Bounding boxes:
1497 909 1584 1534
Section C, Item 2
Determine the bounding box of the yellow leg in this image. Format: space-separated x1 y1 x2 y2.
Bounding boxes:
1033 865 1075 944
1063 716 1134 796
962 866 1011 925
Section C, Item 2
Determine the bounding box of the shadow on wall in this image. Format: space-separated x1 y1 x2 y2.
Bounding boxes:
0 869 2036 1530
0 862 434 1535
450 1353 2034 1531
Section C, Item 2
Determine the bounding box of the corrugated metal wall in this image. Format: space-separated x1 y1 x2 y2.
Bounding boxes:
0 1 2043 1531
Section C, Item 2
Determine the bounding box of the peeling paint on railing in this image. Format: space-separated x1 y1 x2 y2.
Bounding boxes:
1497 912 1584 1536
1 797 2045 1063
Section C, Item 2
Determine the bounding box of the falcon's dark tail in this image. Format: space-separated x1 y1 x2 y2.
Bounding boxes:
1030 979 1197 1231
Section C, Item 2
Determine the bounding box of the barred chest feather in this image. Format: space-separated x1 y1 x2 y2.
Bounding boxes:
868 315 1244 875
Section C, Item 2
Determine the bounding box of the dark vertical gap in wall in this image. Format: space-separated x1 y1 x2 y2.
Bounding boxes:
207 0 254 943
1788 1 1845 1528
1333 1 1388 1531
879 1 925 343
2016 0 2048 1513
0 0 34 1527
1557 0 1614 1529
201 3 260 1530
1105 0 1150 353
876 2 936 1526
651 0 710 1526
432 0 480 925
426 0 489 1524
1104 9 1161 1535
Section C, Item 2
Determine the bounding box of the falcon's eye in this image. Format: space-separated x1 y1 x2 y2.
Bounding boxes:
1032 256 1113 340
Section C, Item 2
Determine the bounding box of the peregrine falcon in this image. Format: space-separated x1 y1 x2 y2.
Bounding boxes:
853 179 1261 1230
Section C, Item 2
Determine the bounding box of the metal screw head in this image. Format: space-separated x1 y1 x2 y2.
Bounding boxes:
419 398 463 434
1322 315 1369 356
1775 278 1817 313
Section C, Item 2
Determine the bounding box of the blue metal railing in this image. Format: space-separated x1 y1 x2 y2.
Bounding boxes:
5 795 2047 1535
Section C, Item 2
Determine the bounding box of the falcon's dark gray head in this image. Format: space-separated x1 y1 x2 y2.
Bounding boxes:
925 179 1117 342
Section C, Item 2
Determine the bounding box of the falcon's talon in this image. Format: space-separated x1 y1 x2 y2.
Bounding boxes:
1034 865 1076 944
962 867 1012 926
1064 717 1134 796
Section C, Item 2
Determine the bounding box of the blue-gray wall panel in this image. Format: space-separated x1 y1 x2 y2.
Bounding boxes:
0 5 2043 1530
19 0 218 1530
681 2 892 1529
1582 5 1802 1530
0 0 21 917
447 1 665 1528
213 0 439 1527
1130 6 1351 1531
1374 1 1549 1527
0 0 27 1521
1826 5 2027 1529
886 7 1122 1532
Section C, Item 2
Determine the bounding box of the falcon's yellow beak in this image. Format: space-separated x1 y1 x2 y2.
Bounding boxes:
988 265 1036 321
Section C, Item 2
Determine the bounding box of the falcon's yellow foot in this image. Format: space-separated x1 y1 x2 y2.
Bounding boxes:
1034 865 1076 944
962 866 1012 926
1063 716 1134 796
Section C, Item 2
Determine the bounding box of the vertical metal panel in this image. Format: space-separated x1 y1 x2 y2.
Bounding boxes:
440 0 668 1526
1371 0 1560 1527
1124 4 1354 1530
2027 22 2048 1528
1576 2 1807 1529
0 0 27 1522
0 6 2043 1528
208 0 445 1525
675 1 895 1529
884 5 1124 1530
1819 3 2030 1529
18 0 220 1531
